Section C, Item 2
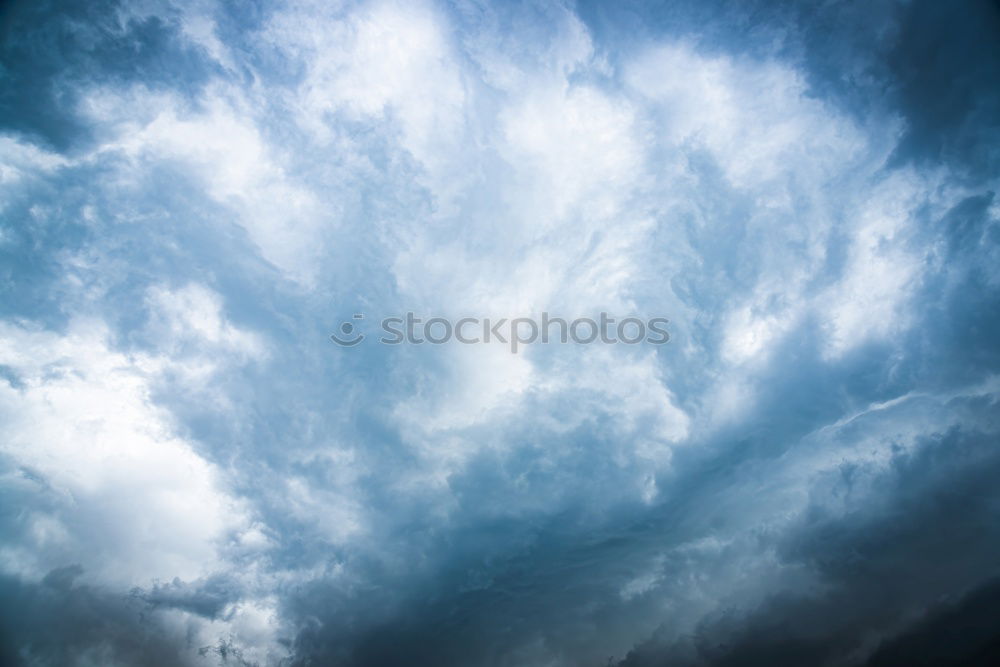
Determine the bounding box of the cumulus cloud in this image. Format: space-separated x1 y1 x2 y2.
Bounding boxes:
0 319 249 583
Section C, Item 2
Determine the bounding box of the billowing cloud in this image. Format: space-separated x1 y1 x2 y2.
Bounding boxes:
1 0 998 665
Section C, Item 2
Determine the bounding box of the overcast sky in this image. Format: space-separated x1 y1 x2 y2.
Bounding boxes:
1 0 999 665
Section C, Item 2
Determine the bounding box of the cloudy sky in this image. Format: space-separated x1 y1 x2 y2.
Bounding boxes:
1 0 999 665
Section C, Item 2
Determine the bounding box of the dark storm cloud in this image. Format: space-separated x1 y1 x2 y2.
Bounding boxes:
604 74 1000 665
276 273 997 665
0 567 193 667
0 0 216 151
884 0 1000 177
138 574 244 620
865 578 1000 667
615 425 1000 667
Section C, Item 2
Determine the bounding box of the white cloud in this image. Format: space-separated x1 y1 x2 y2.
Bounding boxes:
79 86 333 284
0 135 69 189
627 43 868 191
499 84 644 224
818 170 927 358
267 0 470 208
145 283 265 360
0 319 254 586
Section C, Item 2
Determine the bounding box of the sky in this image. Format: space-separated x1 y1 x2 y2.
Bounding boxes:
0 0 999 665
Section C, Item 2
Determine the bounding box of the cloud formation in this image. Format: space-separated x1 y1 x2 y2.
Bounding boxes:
1 0 998 665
